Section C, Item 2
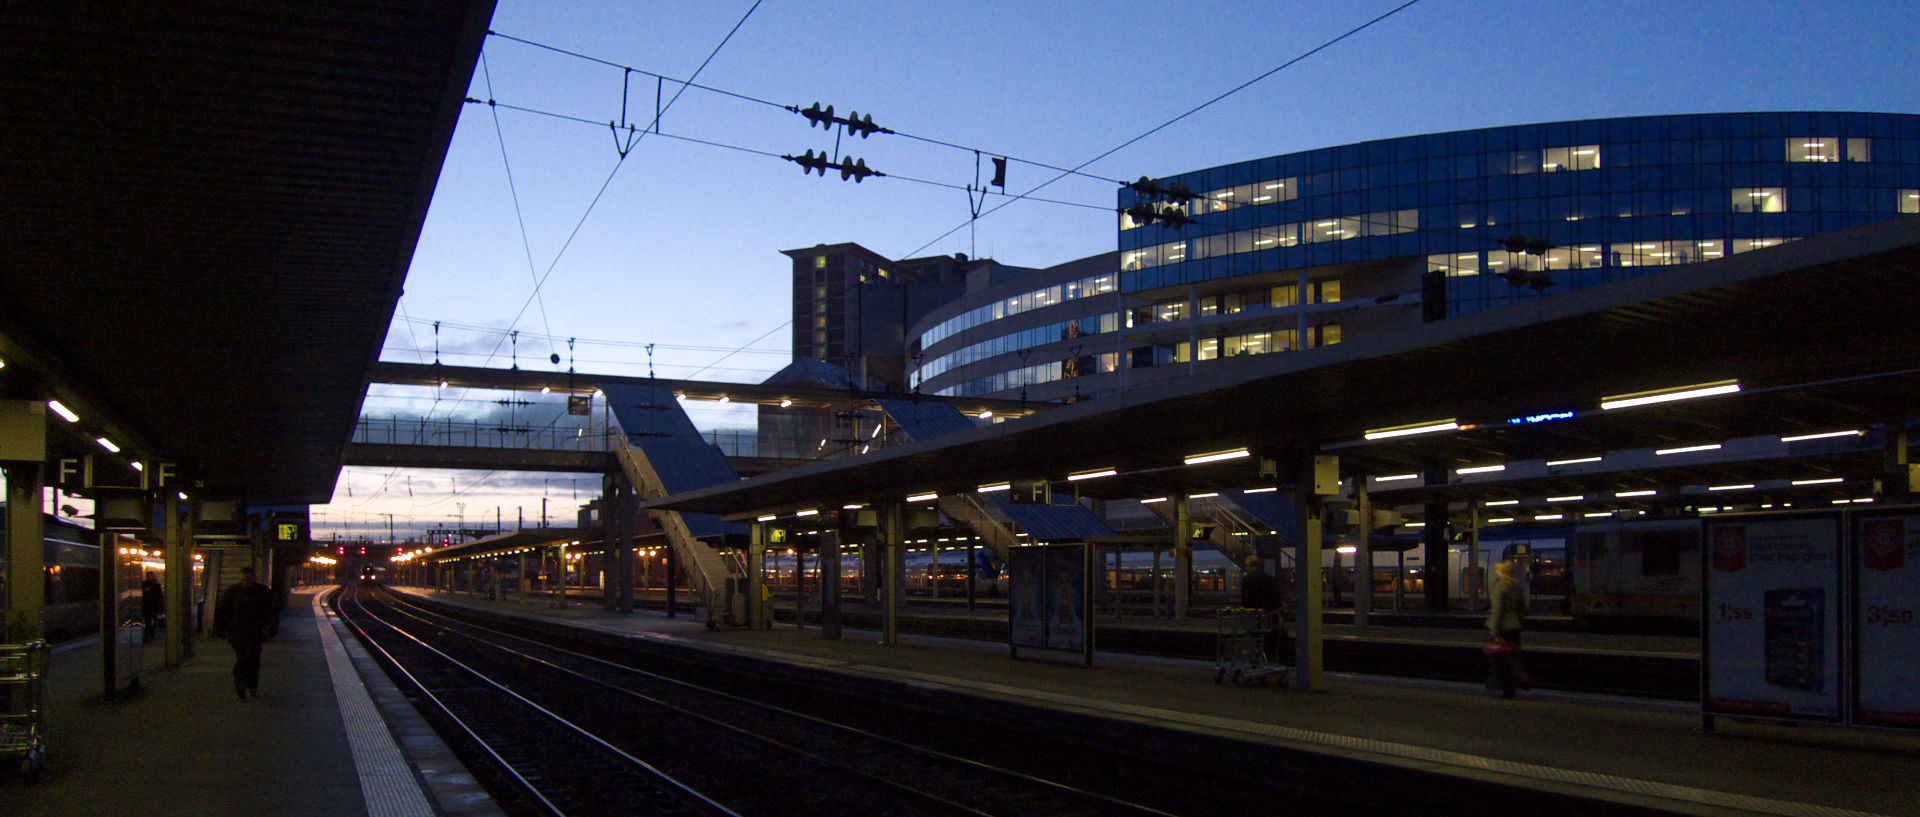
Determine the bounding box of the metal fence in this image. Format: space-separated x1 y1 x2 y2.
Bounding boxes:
354 416 852 461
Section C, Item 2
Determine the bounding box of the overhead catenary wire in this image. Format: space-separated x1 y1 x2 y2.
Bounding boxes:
479 51 556 346
473 0 765 372
457 101 1116 212
482 29 1127 187
352 2 767 516
898 0 1431 260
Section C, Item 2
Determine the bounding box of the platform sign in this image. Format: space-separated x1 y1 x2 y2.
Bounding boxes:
1702 513 1844 722
1007 544 1092 665
1852 511 1920 729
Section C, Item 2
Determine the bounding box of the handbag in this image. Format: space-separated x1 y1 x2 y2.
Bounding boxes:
1483 635 1513 657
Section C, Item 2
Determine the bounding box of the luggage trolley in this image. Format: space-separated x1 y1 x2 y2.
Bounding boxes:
0 640 50 781
1214 607 1289 687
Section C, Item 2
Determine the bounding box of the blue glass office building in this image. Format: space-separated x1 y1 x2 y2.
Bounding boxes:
902 112 1920 400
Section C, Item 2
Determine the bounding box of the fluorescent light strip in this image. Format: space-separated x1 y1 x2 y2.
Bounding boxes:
1140 497 1168 504
1364 420 1458 441
794 509 819 517
1242 487 1278 494
756 515 777 522
977 482 1011 493
1183 448 1250 465
1487 517 1515 524
48 400 79 423
95 437 120 453
1189 492 1220 499
1456 464 1506 475
1535 514 1564 521
1708 484 1754 492
1600 381 1740 410
1583 512 1614 518
1546 456 1602 466
1484 499 1519 507
1405 522 1426 528
1616 490 1658 498
1791 477 1843 486
1067 469 1118 481
907 492 939 503
1376 473 1420 482
1780 429 1862 442
1547 495 1583 502
843 503 866 510
1656 444 1721 455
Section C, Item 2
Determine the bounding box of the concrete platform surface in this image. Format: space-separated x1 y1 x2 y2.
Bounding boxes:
402 585 1918 817
0 588 489 817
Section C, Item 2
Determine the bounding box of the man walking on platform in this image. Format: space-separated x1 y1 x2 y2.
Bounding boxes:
212 567 278 701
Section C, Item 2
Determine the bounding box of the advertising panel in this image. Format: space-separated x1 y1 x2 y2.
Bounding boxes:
1702 514 1843 721
1853 511 1920 728
1008 547 1046 649
1044 545 1087 652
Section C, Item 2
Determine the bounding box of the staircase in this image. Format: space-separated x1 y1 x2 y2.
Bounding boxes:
1144 497 1266 567
612 442 734 612
936 494 1018 559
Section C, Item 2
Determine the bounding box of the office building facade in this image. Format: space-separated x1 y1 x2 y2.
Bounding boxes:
899 112 1920 402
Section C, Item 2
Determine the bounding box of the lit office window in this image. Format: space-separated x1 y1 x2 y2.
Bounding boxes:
1308 324 1342 347
1901 190 1919 214
1788 137 1868 162
1196 338 1220 361
1427 253 1480 277
1155 299 1189 322
813 255 827 269
1732 188 1785 213
1310 279 1342 304
1542 145 1601 172
1730 238 1790 254
1270 284 1298 308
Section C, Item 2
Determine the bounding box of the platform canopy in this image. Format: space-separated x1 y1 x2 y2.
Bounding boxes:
0 1 495 504
640 216 1920 519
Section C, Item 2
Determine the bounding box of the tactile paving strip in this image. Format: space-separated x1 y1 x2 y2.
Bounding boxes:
312 593 438 817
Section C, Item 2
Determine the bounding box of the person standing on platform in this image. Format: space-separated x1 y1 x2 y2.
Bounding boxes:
1486 560 1526 698
1240 556 1287 662
213 567 278 701
140 571 164 642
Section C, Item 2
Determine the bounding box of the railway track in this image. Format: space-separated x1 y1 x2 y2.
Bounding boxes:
338 585 1189 817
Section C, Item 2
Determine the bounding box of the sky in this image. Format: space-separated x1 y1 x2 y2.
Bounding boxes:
311 0 1920 542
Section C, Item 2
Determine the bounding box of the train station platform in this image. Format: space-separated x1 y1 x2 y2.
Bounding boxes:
396 584 1917 817
2 588 499 817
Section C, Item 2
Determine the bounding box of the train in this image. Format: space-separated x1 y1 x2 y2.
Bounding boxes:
756 516 1704 631
2 512 170 642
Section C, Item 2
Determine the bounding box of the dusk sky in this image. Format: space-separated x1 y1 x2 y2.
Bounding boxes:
314 0 1920 541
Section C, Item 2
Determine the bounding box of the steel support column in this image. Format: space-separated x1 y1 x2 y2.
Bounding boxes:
601 475 619 613
1173 495 1192 619
820 525 842 639
615 480 635 614
748 521 767 630
1422 465 1450 612
1354 475 1372 629
162 498 190 666
881 503 903 645
3 463 45 642
1292 454 1332 690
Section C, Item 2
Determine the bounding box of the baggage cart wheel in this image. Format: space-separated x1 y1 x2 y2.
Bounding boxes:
1230 668 1246 686
1214 668 1225 685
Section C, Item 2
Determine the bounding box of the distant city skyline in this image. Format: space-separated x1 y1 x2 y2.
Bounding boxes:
315 0 1920 539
